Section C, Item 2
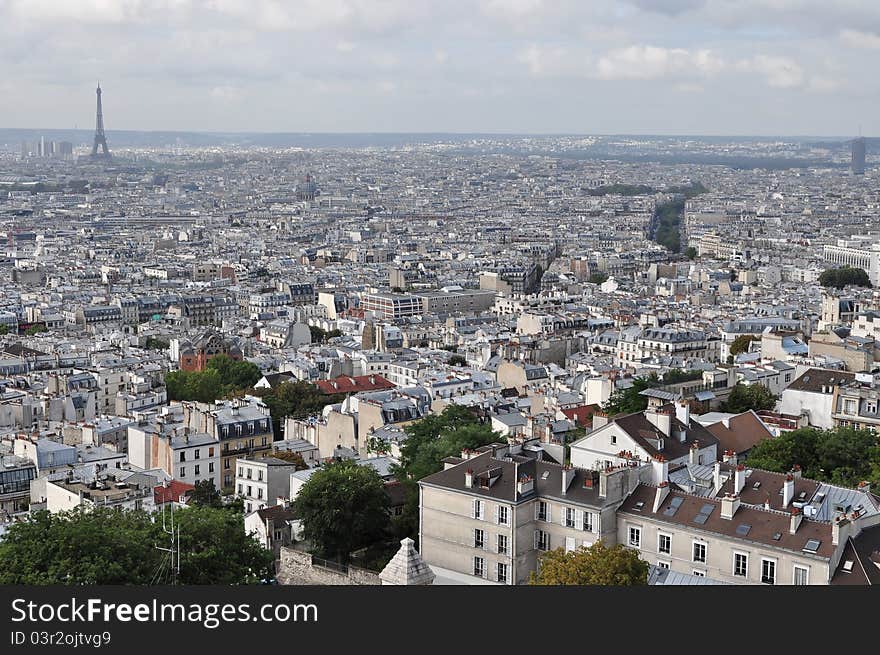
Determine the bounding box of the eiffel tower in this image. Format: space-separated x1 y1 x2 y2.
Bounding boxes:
90 82 111 159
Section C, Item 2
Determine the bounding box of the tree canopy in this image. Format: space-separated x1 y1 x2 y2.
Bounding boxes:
0 505 273 585
729 334 760 356
530 541 649 585
251 380 345 436
684 246 698 260
719 383 777 414
745 426 880 488
291 460 391 562
165 355 261 403
602 374 660 416
818 266 872 289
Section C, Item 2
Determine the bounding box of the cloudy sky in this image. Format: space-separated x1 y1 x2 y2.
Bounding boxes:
1 0 879 135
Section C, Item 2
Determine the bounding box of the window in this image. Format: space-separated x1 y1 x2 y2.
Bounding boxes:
629 526 641 548
657 561 670 569
734 552 748 578
610 434 617 445
194 449 200 460
179 467 185 477
582 511 594 532
258 470 264 482
180 451 186 462
473 499 484 520
237 483 242 494
224 459 230 469
473 557 485 578
497 534 508 555
496 505 509 525
761 558 776 585
209 463 214 473
247 485 252 496
497 562 508 584
237 467 243 477
658 533 671 555
535 501 548 522
692 570 706 577
793 565 809 585
257 488 263 500
692 541 706 563
474 529 485 549
565 507 576 528
194 465 200 476
535 530 550 551
209 447 215 457
246 468 252 479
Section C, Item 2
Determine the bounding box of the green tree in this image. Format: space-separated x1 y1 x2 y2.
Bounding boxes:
0 505 272 585
189 479 223 507
24 324 47 336
719 383 777 413
602 374 660 416
392 405 499 540
729 334 760 356
270 450 309 470
206 354 261 390
529 541 649 585
589 272 609 284
309 325 327 343
818 266 872 290
746 426 880 488
448 354 467 366
251 380 345 436
684 246 697 260
0 324 8 335
144 336 170 351
292 460 391 562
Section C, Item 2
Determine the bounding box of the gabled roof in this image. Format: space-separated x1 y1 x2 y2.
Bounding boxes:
315 374 395 395
704 410 773 455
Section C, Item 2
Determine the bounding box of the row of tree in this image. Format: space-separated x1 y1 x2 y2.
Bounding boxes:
818 266 872 289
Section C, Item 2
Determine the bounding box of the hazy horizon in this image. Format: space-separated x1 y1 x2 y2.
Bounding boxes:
2 1 879 136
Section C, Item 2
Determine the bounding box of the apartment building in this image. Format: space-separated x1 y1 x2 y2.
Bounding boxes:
361 292 423 319
418 443 644 585
235 456 298 513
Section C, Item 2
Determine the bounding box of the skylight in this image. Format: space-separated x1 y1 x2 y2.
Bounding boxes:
803 539 821 553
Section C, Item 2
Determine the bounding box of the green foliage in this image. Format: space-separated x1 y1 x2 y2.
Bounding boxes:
0 324 8 335
587 183 654 196
589 272 609 284
818 266 872 290
684 246 698 260
24 324 47 336
667 181 709 199
0 506 273 585
719 383 777 413
165 355 261 403
392 405 499 540
309 325 327 343
448 354 467 366
326 328 343 340
652 198 684 253
529 541 649 585
661 368 703 385
251 380 345 436
729 334 760 356
144 336 170 351
602 374 660 416
745 426 880 488
292 460 391 561
189 479 223 508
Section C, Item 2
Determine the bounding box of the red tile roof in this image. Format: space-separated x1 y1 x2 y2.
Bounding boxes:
154 480 195 505
562 404 601 428
315 374 395 395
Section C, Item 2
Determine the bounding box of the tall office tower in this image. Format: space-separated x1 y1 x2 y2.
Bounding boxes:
91 82 111 159
39 136 46 157
852 137 866 175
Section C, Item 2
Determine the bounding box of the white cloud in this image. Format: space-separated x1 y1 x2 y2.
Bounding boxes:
336 40 357 52
595 45 723 80
434 49 449 64
840 28 880 49
737 54 804 88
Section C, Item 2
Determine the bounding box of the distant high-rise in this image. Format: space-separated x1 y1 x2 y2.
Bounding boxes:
852 137 866 175
91 82 111 159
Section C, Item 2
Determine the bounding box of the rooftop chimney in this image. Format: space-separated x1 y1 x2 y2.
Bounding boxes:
652 455 669 487
517 475 534 496
720 493 740 519
783 474 794 508
591 411 608 430
646 407 672 437
561 465 576 495
722 449 738 466
734 464 746 494
675 399 690 427
832 515 850 546
689 440 700 465
789 507 803 534
713 461 723 492
652 482 669 513
790 464 802 479
858 480 871 495
464 469 473 488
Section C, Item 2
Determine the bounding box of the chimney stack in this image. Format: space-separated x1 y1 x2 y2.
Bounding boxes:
789 507 803 534
675 399 690 427
646 407 672 437
720 493 740 519
832 515 850 546
561 465 576 495
858 480 871 495
734 464 746 494
790 464 802 479
783 473 794 508
591 410 608 430
689 440 700 465
652 455 669 487
652 482 669 513
713 461 723 492
722 449 738 466
464 469 473 488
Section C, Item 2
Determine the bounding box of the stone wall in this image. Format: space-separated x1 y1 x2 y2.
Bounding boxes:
277 547 380 586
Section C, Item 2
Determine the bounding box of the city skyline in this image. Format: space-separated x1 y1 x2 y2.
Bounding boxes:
1 1 880 136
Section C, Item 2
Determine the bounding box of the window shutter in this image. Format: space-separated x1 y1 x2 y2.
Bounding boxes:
546 505 551 523
534 530 539 549
495 505 499 524
534 503 539 521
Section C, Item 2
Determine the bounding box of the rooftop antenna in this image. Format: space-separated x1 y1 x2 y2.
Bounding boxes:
154 483 182 584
